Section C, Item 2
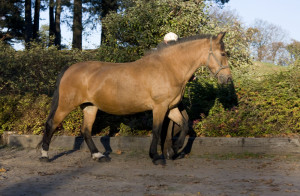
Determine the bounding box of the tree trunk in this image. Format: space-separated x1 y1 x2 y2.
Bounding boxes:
49 0 55 45
100 23 106 45
33 0 41 41
55 0 62 49
72 0 82 50
100 0 118 45
25 0 32 49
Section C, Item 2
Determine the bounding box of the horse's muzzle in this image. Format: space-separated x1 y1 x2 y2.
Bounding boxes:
218 74 233 85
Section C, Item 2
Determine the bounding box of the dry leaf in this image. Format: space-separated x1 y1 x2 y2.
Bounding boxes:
116 149 123 155
0 168 7 172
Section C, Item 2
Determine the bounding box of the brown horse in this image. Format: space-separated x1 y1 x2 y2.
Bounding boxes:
39 32 232 165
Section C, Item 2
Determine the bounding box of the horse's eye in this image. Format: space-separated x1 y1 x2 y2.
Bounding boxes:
221 52 226 57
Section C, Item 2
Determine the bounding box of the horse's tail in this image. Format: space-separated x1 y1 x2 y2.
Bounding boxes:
37 66 69 149
46 66 69 122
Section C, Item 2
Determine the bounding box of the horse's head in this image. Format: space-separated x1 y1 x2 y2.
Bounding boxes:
206 32 232 85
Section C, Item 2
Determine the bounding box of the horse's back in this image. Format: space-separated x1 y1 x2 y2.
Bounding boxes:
57 61 153 114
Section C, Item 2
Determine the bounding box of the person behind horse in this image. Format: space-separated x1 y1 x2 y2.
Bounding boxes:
164 32 178 43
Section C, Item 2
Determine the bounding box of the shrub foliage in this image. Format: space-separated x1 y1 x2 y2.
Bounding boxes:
194 68 300 137
101 0 252 67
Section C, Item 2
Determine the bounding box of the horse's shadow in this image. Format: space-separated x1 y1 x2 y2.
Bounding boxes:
49 136 85 162
49 135 114 162
100 136 112 156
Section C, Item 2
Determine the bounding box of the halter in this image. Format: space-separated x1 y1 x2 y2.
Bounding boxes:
206 37 229 77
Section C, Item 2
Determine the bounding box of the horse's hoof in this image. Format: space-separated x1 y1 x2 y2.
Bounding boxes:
39 157 50 162
152 158 166 165
152 155 166 165
165 148 175 160
173 152 186 159
97 156 111 163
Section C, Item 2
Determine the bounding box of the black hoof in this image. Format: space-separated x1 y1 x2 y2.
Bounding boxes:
152 155 166 165
39 157 50 162
97 156 111 163
172 151 186 160
177 152 186 159
165 148 175 160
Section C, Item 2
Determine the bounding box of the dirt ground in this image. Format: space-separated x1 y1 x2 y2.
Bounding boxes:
0 146 300 196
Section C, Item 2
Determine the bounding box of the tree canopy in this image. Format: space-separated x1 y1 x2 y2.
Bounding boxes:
99 0 251 67
0 0 24 43
1 0 298 66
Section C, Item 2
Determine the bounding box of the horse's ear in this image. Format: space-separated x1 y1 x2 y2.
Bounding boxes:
216 32 226 42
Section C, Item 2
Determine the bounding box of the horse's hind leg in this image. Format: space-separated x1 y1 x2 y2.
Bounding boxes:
40 106 72 162
81 105 110 162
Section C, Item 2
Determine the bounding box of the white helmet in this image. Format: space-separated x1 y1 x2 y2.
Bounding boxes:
164 32 178 42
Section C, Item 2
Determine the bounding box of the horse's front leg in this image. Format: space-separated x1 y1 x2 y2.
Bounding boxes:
167 107 189 157
149 106 168 165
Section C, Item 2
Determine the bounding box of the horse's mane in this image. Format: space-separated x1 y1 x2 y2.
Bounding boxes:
144 34 218 57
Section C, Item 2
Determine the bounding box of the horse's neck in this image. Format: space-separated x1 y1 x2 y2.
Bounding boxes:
166 40 208 83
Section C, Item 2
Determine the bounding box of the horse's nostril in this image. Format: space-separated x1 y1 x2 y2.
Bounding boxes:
218 75 232 85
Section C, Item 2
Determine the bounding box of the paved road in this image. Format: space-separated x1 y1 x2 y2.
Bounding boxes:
0 146 300 196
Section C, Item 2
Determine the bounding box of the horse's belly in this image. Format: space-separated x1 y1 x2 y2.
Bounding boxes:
95 99 151 115
91 88 152 115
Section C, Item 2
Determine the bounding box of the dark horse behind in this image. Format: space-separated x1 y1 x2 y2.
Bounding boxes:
38 32 232 165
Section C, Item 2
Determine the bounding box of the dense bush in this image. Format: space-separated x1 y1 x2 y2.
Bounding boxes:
0 94 51 135
101 0 252 67
0 93 153 136
194 66 300 137
101 0 208 63
0 41 99 95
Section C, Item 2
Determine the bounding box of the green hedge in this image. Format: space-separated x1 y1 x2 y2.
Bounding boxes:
0 93 153 136
0 42 99 95
0 42 299 137
194 67 300 137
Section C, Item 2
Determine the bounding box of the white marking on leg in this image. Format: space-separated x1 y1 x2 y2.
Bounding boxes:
41 149 48 158
92 152 104 160
167 150 170 159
